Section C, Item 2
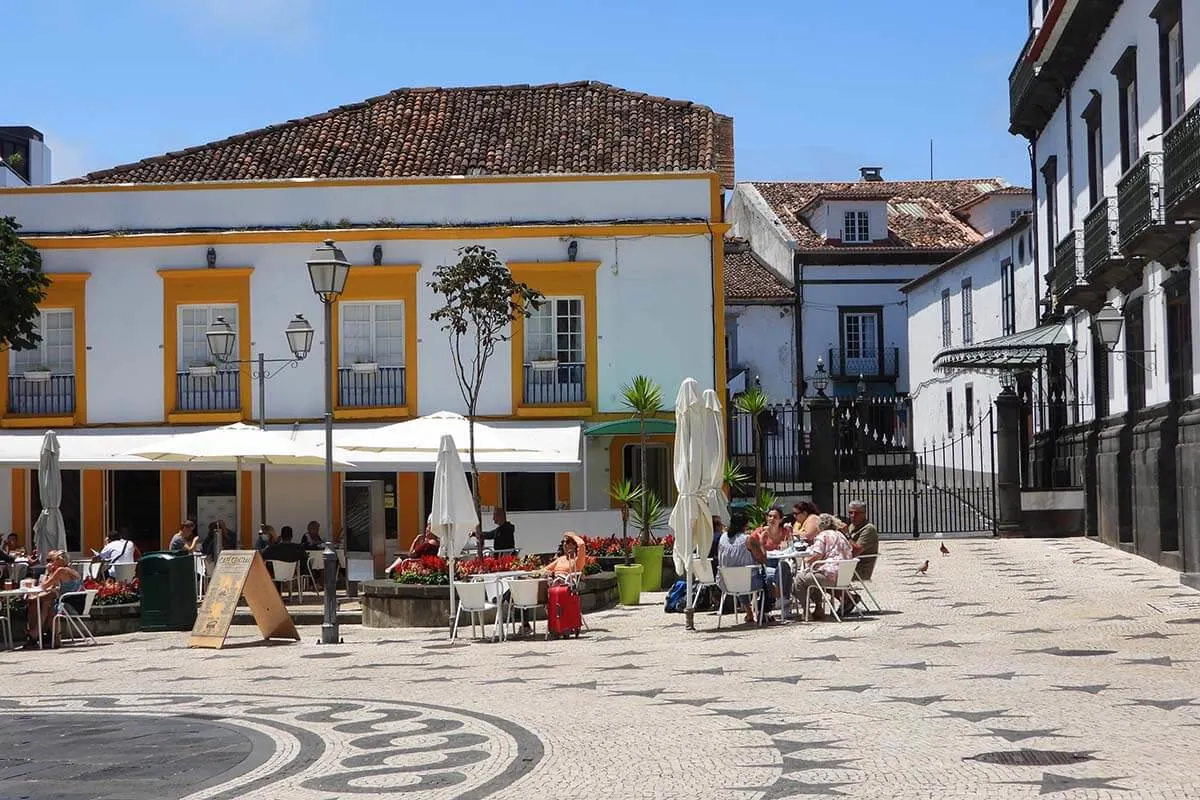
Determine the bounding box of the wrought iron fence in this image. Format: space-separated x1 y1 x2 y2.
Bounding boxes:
7 374 75 415
826 347 900 379
1164 101 1200 215
176 369 240 412
522 363 585 404
338 365 406 408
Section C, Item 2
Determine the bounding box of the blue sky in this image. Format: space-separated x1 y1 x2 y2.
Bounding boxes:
8 0 1030 186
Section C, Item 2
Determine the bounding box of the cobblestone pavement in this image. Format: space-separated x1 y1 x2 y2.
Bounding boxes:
3 537 1200 799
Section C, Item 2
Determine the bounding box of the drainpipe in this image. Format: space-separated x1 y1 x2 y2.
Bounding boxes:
793 251 805 398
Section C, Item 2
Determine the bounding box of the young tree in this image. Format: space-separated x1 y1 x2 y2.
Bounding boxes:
0 217 50 354
734 387 769 498
429 245 543 560
620 375 664 545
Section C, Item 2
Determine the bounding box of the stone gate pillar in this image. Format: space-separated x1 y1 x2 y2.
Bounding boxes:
995 387 1028 537
809 395 835 513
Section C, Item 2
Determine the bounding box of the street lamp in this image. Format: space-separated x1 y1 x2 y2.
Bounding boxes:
307 238 351 645
811 357 829 397
205 314 313 551
856 373 866 397
1091 302 1157 374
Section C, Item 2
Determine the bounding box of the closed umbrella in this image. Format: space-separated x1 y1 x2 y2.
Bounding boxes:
668 379 711 630
702 388 729 526
33 430 67 557
432 434 480 636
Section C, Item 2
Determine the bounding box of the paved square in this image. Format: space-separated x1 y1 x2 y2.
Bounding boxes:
3 537 1200 799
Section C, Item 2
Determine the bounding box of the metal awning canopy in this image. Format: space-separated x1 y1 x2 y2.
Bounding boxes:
583 418 675 437
933 322 1070 371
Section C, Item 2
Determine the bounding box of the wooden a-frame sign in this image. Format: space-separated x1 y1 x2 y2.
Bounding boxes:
189 550 300 649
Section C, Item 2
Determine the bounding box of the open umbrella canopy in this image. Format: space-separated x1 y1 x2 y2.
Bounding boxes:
33 430 67 556
669 379 712 577
125 423 356 467
338 411 540 454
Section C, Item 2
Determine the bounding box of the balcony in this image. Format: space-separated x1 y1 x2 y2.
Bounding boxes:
1009 27 1058 137
1052 229 1105 312
338 365 406 408
175 369 239 413
826 348 900 381
1165 101 1200 222
523 362 585 405
7 374 75 416
1082 197 1128 291
1116 151 1188 271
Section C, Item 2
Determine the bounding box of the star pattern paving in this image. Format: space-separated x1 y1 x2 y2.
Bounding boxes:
1049 684 1112 694
975 727 1068 742
998 772 1131 794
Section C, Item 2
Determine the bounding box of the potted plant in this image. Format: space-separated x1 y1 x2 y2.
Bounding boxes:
631 489 670 591
621 375 666 591
609 479 644 605
530 352 558 371
187 361 217 378
21 365 52 382
351 358 379 374
734 387 769 498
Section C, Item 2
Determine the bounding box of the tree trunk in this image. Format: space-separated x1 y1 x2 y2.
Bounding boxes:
639 415 650 544
752 418 762 499
469 406 484 562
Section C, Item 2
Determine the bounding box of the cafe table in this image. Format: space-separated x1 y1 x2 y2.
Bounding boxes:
766 547 809 621
0 586 46 649
470 571 539 641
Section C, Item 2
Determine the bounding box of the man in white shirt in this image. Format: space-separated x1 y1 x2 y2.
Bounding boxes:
94 530 137 578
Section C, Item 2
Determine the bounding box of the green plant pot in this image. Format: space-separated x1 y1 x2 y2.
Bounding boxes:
631 544 664 591
614 563 644 606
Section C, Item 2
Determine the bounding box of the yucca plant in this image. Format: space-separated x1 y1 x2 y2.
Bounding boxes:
631 490 670 539
734 388 769 498
608 479 644 566
722 459 749 499
620 375 664 544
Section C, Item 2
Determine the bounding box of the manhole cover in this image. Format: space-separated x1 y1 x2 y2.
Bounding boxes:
969 750 1093 767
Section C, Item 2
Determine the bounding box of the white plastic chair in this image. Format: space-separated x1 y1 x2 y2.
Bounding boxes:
111 563 137 582
0 605 11 650
270 560 302 602
53 588 98 646
451 581 497 640
801 559 859 622
850 554 881 613
716 565 764 629
688 557 719 611
506 578 544 636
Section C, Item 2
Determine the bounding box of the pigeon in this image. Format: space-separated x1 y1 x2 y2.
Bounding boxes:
916 560 930 575
940 542 950 556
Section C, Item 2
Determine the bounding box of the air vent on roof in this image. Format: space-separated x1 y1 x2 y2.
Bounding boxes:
860 166 884 182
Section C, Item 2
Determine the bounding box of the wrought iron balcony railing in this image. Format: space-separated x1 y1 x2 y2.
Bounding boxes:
175 369 240 412
1082 196 1122 280
1164 100 1200 221
337 365 406 408
523 362 586 405
7 373 75 415
826 347 900 380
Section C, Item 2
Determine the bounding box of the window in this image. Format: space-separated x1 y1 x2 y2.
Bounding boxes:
1114 47 1140 173
178 305 236 369
965 384 975 433
1041 157 1058 270
1125 298 1147 411
1010 208 1029 223
1083 94 1104 208
941 289 952 347
1001 258 1017 336
839 308 881 375
340 302 405 366
11 310 74 374
523 296 585 404
503 473 557 512
946 389 954 434
843 210 870 244
1092 326 1110 419
1166 278 1193 402
1155 1 1186 127
961 278 974 345
623 444 672 504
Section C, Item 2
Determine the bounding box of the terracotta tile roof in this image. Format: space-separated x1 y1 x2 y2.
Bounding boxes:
65 82 734 187
748 178 1011 252
724 237 793 300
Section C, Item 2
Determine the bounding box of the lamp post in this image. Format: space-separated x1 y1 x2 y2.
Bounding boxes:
205 313 314 553
808 357 834 511
307 239 351 645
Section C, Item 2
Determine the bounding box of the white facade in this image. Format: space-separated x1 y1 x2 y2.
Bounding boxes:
904 217 1039 456
725 304 796 402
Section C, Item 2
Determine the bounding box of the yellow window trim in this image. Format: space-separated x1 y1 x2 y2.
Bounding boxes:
331 264 419 419
509 261 600 418
159 267 254 422
0 272 90 428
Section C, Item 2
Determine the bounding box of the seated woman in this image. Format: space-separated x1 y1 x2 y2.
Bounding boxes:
385 522 443 576
540 532 586 579
794 514 854 620
792 502 822 544
25 550 82 649
717 512 776 625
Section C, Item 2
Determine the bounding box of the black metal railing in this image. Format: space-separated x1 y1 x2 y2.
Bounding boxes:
826 347 900 379
1165 101 1200 218
338 365 406 408
175 369 240 412
1116 151 1164 251
1082 196 1120 279
1052 229 1084 298
728 401 811 490
1008 26 1041 119
522 363 585 404
7 374 75 415
1027 423 1088 489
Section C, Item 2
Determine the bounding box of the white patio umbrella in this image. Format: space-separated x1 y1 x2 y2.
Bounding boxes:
669 378 713 629
125 423 356 467
32 431 67 557
432 434 480 636
337 411 539 454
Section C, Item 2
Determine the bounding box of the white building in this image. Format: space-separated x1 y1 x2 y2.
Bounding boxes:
725 171 1030 411
1008 0 1200 578
0 82 734 555
0 126 52 187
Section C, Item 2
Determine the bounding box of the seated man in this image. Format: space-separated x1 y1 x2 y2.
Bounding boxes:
794 513 853 620
94 529 137 578
476 508 516 553
262 528 307 565
846 500 879 579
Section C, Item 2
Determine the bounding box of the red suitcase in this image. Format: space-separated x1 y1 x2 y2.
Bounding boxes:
546 583 583 639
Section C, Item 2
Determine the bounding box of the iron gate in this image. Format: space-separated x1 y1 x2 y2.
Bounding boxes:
836 406 997 537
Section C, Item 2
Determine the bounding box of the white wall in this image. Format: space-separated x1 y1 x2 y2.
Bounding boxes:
726 304 795 402
0 175 715 232
28 140 51 186
726 185 795 282
0 162 24 188
964 196 1033 237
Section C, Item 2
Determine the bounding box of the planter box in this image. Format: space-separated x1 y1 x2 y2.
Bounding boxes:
362 573 617 628
351 362 379 374
530 359 558 371
188 365 217 377
22 370 52 383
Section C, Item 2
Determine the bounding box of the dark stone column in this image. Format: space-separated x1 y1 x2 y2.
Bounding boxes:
1083 420 1101 537
1130 402 1180 567
1175 396 1200 588
995 387 1028 537
809 395 834 514
1096 412 1134 548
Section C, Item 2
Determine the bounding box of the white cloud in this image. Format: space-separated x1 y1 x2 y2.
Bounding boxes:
165 0 317 42
43 134 94 183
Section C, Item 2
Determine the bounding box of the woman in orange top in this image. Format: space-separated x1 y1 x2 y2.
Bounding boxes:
541 532 586 577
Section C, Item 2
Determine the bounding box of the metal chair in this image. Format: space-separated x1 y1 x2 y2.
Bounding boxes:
451 581 497 640
716 565 764 629
269 560 302 602
849 554 880 612
801 559 860 622
506 578 544 636
52 588 99 646
688 556 719 612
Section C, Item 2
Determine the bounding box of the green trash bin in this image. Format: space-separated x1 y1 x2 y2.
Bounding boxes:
140 551 198 631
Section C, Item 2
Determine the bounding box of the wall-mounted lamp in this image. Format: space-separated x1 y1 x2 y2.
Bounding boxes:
856 374 866 397
1093 303 1157 374
373 244 383 266
811 357 829 397
567 240 579 262
206 247 217 268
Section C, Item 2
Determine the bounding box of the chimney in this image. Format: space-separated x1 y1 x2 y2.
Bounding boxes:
859 166 884 182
